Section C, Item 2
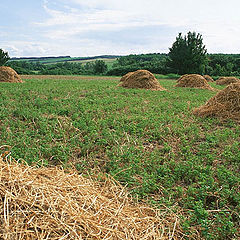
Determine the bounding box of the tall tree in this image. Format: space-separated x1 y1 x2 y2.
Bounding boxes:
93 60 107 74
0 49 10 66
167 32 207 74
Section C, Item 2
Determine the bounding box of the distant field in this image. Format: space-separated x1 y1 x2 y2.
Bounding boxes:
10 55 119 65
0 76 239 239
68 58 117 67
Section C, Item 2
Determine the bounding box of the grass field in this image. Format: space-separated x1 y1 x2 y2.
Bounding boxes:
68 57 117 67
0 75 239 239
10 56 118 66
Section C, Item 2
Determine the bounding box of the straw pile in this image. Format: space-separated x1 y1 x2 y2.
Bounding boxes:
203 75 214 82
0 156 182 239
193 83 240 121
0 66 22 83
119 70 166 91
120 72 134 82
176 74 215 90
215 76 240 85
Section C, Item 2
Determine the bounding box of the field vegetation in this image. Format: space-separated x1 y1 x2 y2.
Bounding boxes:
0 75 239 239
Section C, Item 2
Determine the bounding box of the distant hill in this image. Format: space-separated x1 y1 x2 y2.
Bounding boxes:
10 55 121 64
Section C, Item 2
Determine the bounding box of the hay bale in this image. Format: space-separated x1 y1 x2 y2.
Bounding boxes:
175 74 215 90
0 66 22 83
119 70 166 91
120 71 134 82
215 76 240 85
203 75 214 82
193 83 240 121
0 157 182 239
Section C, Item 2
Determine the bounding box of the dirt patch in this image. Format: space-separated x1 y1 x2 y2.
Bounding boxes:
203 75 214 82
0 158 182 239
193 83 240 121
119 70 166 91
0 66 22 83
215 76 240 85
176 74 215 90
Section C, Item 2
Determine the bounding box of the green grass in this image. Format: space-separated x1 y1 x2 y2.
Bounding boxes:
68 57 117 67
0 77 239 239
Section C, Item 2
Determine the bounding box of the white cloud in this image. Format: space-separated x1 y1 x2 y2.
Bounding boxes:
36 0 189 42
2 42 51 57
2 0 240 56
37 1 161 28
50 1 195 26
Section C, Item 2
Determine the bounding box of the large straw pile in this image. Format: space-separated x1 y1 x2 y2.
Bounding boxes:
0 156 182 239
215 76 240 85
176 74 215 90
193 83 240 121
203 75 214 82
120 72 134 82
0 66 22 83
119 70 166 91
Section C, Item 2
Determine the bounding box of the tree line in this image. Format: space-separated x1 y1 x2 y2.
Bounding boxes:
1 31 240 76
108 32 240 76
4 52 240 77
107 53 240 77
6 60 108 75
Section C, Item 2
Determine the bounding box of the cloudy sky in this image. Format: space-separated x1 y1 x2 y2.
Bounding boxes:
0 0 240 57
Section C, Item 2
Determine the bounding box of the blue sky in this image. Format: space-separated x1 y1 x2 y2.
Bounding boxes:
1 0 240 57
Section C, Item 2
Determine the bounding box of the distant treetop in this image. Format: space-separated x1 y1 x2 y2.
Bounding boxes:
167 31 208 75
0 49 10 66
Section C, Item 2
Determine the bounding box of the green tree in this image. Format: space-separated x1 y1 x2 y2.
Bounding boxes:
167 32 207 75
213 64 226 76
0 49 10 66
93 60 107 74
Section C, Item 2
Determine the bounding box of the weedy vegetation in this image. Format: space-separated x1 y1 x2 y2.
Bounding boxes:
0 75 239 239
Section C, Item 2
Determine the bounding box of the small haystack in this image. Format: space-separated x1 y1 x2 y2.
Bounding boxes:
203 75 214 82
120 71 134 82
0 157 182 239
119 70 166 91
0 66 22 83
193 83 240 121
215 76 240 85
176 74 215 90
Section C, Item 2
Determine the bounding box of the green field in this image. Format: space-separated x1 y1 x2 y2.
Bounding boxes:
0 76 239 239
67 57 117 66
10 56 118 66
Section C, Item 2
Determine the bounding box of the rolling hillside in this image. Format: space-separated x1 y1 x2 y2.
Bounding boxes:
10 55 120 65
